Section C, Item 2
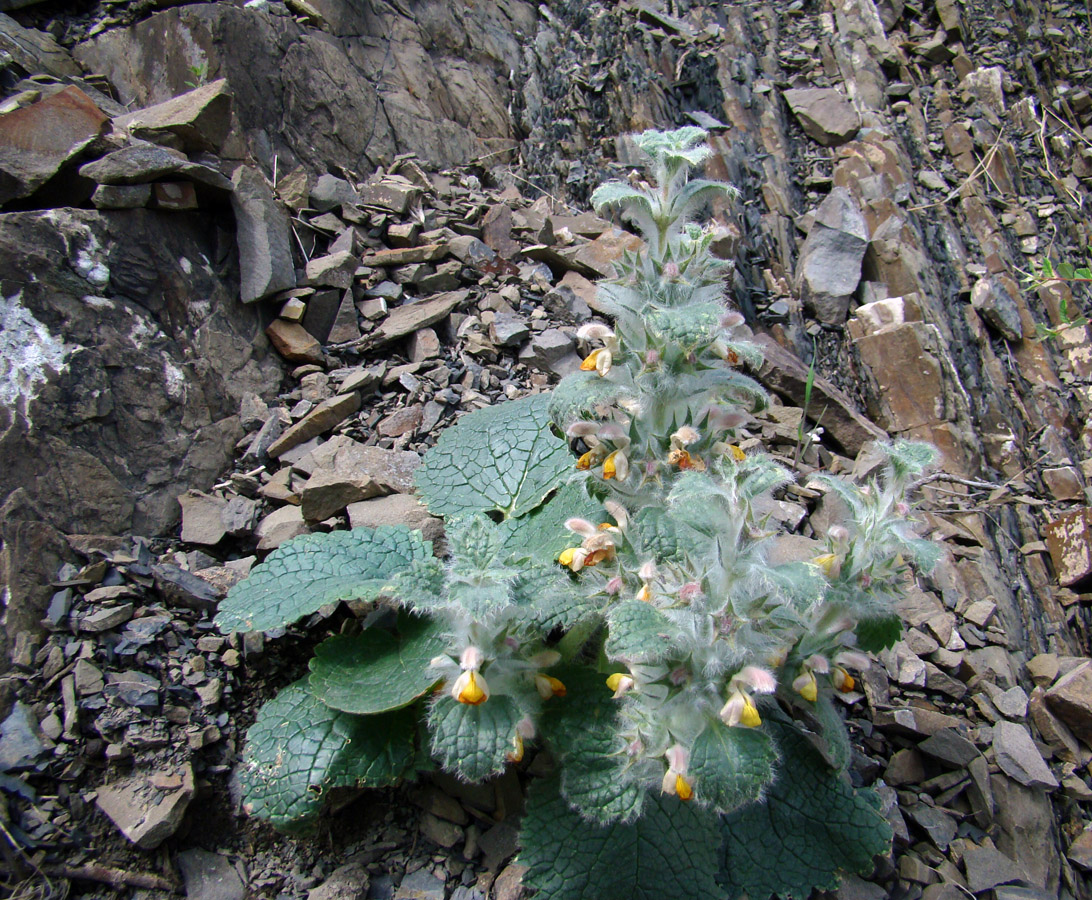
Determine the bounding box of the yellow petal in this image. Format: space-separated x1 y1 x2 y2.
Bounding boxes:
535 673 566 699
675 774 694 801
576 450 597 470
812 553 840 578
558 547 577 567
580 349 603 371
603 451 618 480
454 670 489 705
606 673 626 692
793 670 818 703
728 444 746 462
740 696 762 728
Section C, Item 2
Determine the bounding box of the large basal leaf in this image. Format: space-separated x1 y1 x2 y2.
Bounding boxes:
520 776 726 900
428 694 523 782
688 720 776 813
539 666 645 824
605 601 675 664
804 693 852 773
308 615 447 715
216 526 431 634
719 725 893 900
415 394 572 520
240 679 415 832
497 479 604 565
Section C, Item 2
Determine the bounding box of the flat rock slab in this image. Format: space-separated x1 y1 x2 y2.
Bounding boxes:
783 87 861 146
300 441 421 522
0 85 108 202
96 762 195 848
1044 510 1092 587
232 164 296 303
267 392 362 458
114 78 232 153
992 721 1058 790
356 291 466 351
962 844 1028 893
1045 659 1092 744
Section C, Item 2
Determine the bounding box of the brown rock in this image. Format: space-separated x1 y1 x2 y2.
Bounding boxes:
178 491 228 545
752 334 887 456
255 505 309 550
0 85 108 203
783 87 861 146
1044 510 1092 587
114 79 232 153
346 494 443 545
884 747 925 785
327 291 361 344
1027 653 1060 687
377 406 422 438
992 721 1058 790
853 322 947 433
308 862 369 900
358 176 420 214
1067 830 1092 871
482 202 519 258
1045 660 1092 745
96 763 195 849
267 393 362 458
305 250 358 290
360 244 446 267
570 229 645 278
1029 687 1083 763
493 864 527 900
266 320 324 365
299 441 421 522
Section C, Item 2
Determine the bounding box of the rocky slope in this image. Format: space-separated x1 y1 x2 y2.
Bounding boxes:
1 0 1092 898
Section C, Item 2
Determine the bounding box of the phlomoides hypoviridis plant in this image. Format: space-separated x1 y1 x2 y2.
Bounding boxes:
216 127 940 900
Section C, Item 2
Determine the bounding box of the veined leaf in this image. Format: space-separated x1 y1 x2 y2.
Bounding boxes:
308 615 447 715
415 394 571 519
539 666 645 824
688 720 777 813
497 478 605 564
428 694 523 782
606 601 675 664
239 680 415 832
520 775 726 900
719 724 892 900
216 526 432 634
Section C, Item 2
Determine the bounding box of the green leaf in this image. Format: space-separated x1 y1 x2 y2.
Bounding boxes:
804 694 852 772
308 615 446 715
429 694 523 782
215 526 431 634
688 720 776 813
1058 261 1076 280
882 439 937 481
496 479 604 565
547 372 628 428
719 725 892 900
539 666 645 824
415 394 572 519
240 680 415 832
605 601 675 664
634 506 690 562
855 614 902 652
1075 267 1092 280
520 776 726 900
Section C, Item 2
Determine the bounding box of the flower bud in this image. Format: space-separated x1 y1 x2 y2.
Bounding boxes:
603 500 629 530
535 673 567 699
678 582 703 602
738 666 777 694
528 649 562 668
566 421 600 437
605 576 623 595
576 323 616 342
459 646 483 671
638 560 658 582
670 425 700 447
663 261 680 279
564 517 599 537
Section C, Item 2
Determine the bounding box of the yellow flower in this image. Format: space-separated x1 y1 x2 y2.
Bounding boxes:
602 449 628 480
535 674 567 699
792 669 818 703
674 773 694 801
558 547 577 567
579 348 613 376
832 665 856 693
452 670 489 705
606 672 635 697
812 553 841 578
739 695 762 728
727 444 746 462
636 584 652 603
576 449 599 470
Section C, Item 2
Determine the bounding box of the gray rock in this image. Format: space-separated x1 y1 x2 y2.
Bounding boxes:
918 728 979 767
783 87 861 146
179 491 228 545
79 604 135 632
393 868 444 900
0 702 47 770
96 763 195 849
91 183 152 209
962 844 1027 893
993 721 1058 790
267 393 363 459
971 275 1023 341
310 174 359 212
113 79 233 153
903 803 957 850
492 313 530 347
308 862 368 900
305 251 358 290
300 440 421 522
177 849 246 900
519 328 575 369
796 187 868 324
231 164 296 303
